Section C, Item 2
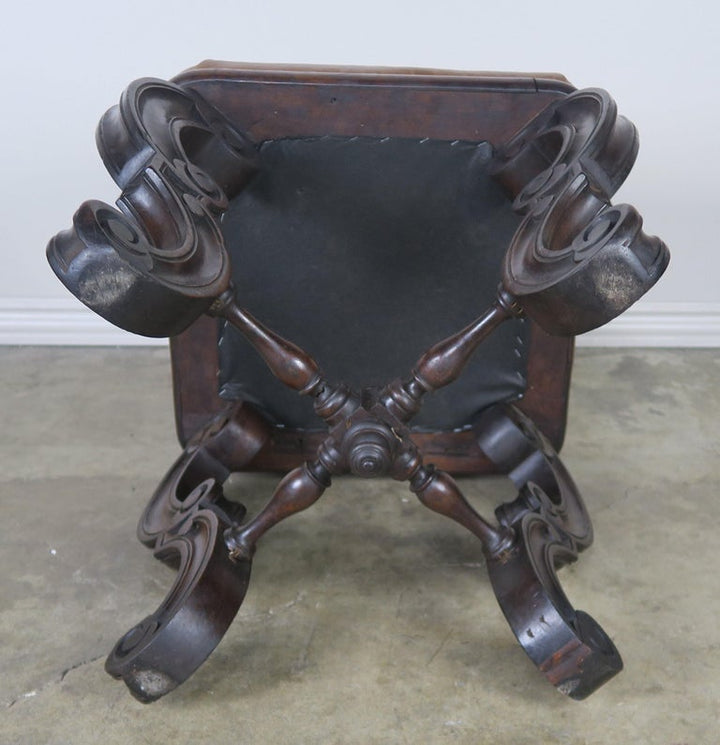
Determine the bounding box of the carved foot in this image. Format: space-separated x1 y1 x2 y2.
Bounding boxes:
477 405 623 699
105 500 251 703
106 404 269 702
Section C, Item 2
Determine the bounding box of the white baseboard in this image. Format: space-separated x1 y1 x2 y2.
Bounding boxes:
576 302 720 347
1 298 719 348
0 298 166 346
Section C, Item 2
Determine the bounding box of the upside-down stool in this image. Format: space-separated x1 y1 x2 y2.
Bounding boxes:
47 62 669 703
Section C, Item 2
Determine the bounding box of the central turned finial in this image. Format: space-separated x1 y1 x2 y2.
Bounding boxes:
346 422 397 478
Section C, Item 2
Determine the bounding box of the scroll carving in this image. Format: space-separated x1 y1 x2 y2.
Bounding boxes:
492 88 669 336
105 404 269 702
476 405 622 699
47 79 258 337
46 77 668 703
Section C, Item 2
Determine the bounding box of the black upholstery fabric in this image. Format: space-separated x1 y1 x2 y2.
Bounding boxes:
218 136 528 431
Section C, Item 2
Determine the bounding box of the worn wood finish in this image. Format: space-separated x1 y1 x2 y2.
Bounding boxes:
46 63 669 703
492 87 668 335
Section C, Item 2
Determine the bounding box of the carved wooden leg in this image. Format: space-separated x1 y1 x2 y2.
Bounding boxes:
105 403 270 702
476 405 623 699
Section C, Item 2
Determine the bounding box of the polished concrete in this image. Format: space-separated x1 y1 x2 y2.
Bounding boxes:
1 347 718 744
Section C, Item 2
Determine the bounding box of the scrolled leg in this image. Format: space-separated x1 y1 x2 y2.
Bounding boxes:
477 405 622 698
106 502 251 702
137 402 270 548
486 504 622 700
106 402 270 702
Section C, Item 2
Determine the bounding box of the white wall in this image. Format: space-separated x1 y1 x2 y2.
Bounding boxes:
1 0 718 345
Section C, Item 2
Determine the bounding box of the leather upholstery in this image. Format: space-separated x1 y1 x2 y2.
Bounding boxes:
218 135 528 430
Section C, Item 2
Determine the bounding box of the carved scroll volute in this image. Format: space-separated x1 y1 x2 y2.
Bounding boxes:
492 88 670 336
106 492 250 703
477 405 622 699
47 79 258 337
105 404 270 703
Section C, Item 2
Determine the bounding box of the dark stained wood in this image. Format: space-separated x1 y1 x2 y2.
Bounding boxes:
479 405 623 699
170 315 225 446
46 62 669 704
493 87 669 336
521 326 575 451
169 62 577 467
174 64 572 149
105 403 270 702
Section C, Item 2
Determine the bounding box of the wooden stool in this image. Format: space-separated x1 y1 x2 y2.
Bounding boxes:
47 63 669 702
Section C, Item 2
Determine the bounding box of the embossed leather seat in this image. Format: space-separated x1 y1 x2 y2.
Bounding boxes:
47 63 669 703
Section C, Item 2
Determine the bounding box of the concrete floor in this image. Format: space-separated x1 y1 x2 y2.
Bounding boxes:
1 347 718 744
